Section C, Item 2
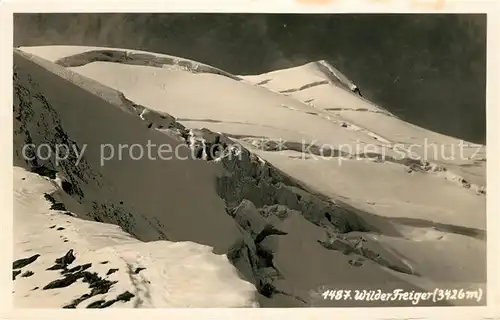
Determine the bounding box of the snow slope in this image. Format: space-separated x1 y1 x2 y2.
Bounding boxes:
13 167 257 308
13 45 487 307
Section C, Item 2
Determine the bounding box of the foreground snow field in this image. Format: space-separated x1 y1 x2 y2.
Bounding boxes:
13 46 486 308
13 168 258 308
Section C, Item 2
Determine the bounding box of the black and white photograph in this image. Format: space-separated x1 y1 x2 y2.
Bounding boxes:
4 2 498 316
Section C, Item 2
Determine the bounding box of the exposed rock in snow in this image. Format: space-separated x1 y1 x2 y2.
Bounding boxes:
13 45 486 308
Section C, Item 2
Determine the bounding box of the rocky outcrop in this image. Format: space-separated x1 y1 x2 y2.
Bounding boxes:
13 64 102 203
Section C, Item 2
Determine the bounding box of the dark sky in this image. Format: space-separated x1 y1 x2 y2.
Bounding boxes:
14 13 487 144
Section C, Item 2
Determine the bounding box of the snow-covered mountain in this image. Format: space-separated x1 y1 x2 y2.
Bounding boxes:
13 45 486 308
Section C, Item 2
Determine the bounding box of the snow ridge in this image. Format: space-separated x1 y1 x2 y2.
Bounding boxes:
53 48 242 81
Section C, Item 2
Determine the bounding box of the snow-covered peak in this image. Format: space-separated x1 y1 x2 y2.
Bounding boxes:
13 45 486 308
